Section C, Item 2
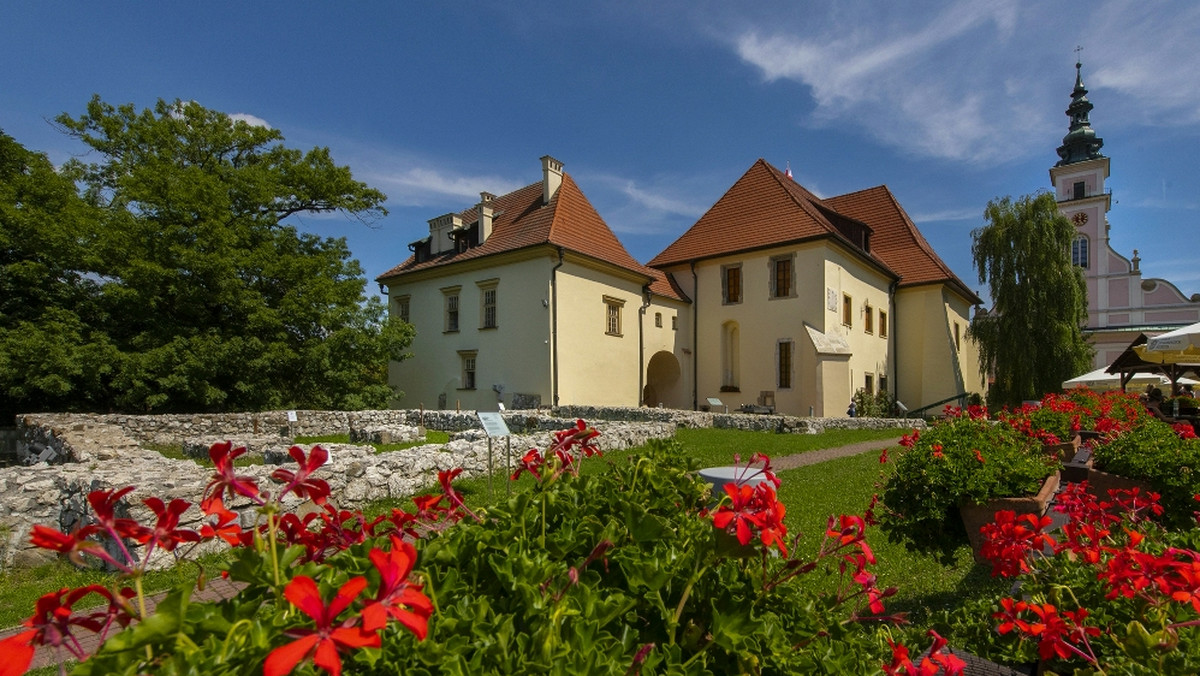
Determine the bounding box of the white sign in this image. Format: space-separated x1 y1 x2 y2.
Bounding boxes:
286 410 298 423
706 397 724 407
477 412 511 438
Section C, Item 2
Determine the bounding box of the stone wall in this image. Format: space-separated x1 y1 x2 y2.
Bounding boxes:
0 414 672 568
552 405 922 435
3 408 922 569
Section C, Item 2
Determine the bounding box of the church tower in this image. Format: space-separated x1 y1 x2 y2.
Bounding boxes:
1049 61 1111 330
1049 60 1200 369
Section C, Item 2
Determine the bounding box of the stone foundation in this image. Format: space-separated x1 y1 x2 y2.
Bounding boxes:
2 408 922 569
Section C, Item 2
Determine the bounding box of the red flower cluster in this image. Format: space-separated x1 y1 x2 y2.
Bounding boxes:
984 483 1200 668
265 536 432 676
978 510 1055 578
883 630 966 675
2 439 448 675
711 482 789 556
995 598 1101 661
510 419 602 482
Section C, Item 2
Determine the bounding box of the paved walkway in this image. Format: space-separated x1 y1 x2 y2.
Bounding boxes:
3 436 903 669
770 436 901 471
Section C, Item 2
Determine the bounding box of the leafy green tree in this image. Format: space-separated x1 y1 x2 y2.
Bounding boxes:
0 131 119 421
1 97 412 416
968 192 1092 407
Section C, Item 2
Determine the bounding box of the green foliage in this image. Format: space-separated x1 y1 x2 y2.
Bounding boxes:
1 98 414 417
968 192 1093 408
1090 420 1200 528
372 438 895 674
0 130 117 421
878 412 1059 560
852 389 895 418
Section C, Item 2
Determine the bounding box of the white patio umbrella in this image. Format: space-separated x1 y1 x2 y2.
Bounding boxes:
1062 366 1197 391
1147 321 1200 353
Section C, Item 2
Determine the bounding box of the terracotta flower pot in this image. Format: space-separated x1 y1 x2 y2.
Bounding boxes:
960 472 1061 562
1085 467 1151 500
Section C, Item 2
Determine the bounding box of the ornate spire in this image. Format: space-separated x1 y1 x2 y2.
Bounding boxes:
1055 59 1105 166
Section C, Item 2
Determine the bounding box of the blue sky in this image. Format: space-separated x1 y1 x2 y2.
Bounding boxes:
3 2 1198 304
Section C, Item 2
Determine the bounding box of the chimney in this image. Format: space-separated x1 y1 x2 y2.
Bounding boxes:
427 213 462 255
478 192 495 243
541 155 563 205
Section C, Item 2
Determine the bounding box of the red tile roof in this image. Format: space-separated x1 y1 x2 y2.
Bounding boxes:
649 159 979 304
376 173 688 302
824 186 981 303
648 160 886 273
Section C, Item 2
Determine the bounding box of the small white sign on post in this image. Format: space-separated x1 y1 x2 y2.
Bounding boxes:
476 412 512 499
476 412 511 438
706 397 727 413
286 410 298 423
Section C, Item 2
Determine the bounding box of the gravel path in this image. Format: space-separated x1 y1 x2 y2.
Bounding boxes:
769 436 902 471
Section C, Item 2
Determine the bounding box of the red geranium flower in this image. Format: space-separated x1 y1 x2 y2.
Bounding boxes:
272 445 332 505
265 576 379 676
87 487 148 541
138 497 201 552
202 441 261 511
361 534 434 639
29 524 102 565
511 448 544 481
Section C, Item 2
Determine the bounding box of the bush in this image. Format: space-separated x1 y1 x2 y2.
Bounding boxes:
878 407 1059 561
1090 419 1200 528
853 389 895 418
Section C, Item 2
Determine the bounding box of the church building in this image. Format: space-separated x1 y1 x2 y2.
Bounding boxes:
1050 61 1200 367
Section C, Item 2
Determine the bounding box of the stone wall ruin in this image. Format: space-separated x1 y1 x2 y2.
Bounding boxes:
0 407 920 568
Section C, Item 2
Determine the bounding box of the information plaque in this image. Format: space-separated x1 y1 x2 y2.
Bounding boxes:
477 412 511 438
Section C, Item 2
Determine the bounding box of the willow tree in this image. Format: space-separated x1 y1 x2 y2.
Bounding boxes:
968 192 1092 407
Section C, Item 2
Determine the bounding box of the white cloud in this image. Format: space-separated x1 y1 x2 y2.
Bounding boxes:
587 173 707 220
910 207 981 222
721 0 1200 164
229 113 272 128
366 166 523 207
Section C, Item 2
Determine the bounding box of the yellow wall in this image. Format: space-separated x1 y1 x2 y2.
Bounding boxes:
384 251 556 411
893 285 984 412
553 258 646 406
674 241 891 417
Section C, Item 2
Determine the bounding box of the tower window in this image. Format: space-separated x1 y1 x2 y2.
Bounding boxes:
1072 236 1090 269
1073 181 1085 200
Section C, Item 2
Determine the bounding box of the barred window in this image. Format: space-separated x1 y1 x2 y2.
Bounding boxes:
604 296 624 336
445 294 459 332
482 288 497 328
